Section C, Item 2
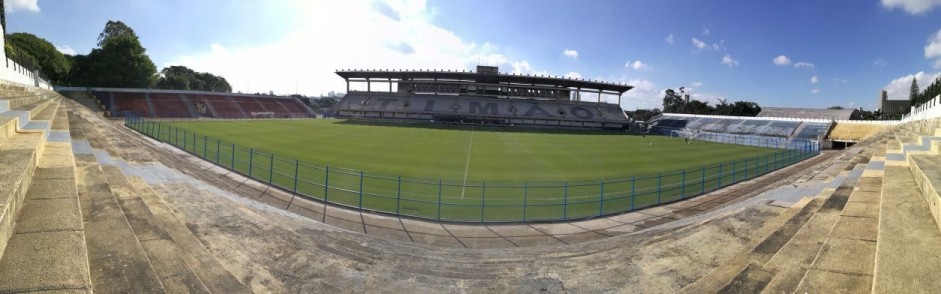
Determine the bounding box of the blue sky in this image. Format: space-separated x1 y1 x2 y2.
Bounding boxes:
5 0 941 110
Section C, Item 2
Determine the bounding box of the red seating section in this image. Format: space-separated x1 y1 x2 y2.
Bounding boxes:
98 90 313 118
149 93 191 117
111 92 151 116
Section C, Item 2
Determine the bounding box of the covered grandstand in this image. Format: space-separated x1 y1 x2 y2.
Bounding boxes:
332 66 633 129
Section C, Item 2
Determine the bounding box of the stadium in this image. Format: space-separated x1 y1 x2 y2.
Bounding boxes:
2 1 941 293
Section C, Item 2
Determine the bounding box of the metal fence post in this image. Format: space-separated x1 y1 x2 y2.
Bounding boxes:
718 162 723 188
701 166 705 193
248 148 254 177
269 153 275 184
481 181 486 222
630 176 636 210
183 129 187 150
157 123 161 139
230 143 236 169
192 132 196 152
732 160 737 183
598 179 604 216
358 170 364 209
563 181 568 219
216 139 221 163
203 136 208 158
657 173 662 205
293 160 299 193
324 166 330 202
523 182 529 221
437 179 442 221
681 170 686 198
396 175 402 216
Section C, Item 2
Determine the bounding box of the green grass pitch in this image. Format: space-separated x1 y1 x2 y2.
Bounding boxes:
130 119 813 222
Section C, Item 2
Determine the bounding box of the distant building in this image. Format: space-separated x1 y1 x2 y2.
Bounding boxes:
879 90 909 116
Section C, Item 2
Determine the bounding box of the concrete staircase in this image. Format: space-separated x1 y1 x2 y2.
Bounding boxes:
0 85 249 292
0 90 94 292
679 134 888 293
680 121 941 293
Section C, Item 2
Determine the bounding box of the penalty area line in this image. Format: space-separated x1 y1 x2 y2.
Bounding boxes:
460 127 474 199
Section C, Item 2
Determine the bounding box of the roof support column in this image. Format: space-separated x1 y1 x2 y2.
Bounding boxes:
388 78 392 92
597 90 601 104
366 78 371 92
345 78 350 93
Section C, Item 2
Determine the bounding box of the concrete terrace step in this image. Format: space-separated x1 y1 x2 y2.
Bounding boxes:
0 116 92 293
68 106 251 293
678 188 832 293
873 165 941 292
791 175 881 292
0 101 92 291
69 102 250 293
0 97 54 143
0 100 60 263
69 110 166 293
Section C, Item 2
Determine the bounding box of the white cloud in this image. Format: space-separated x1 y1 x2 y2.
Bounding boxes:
874 58 889 67
773 55 791 66
926 28 941 68
55 45 76 55
702 26 711 36
721 55 739 67
810 88 820 94
881 0 941 14
4 0 39 12
620 79 661 109
793 62 815 69
690 37 725 52
562 49 578 59
691 81 704 87
665 34 675 44
564 71 582 79
625 60 651 70
691 37 707 51
883 71 941 100
833 78 849 83
810 75 819 84
165 0 543 95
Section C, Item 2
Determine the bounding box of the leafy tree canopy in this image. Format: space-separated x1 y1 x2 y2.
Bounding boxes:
5 32 71 84
154 65 232 92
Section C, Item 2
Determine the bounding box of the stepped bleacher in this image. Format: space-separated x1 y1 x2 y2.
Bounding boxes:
828 123 886 142
59 88 315 119
334 93 630 129
2 83 940 291
648 114 830 150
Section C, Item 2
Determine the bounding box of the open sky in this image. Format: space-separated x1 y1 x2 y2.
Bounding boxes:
5 0 941 110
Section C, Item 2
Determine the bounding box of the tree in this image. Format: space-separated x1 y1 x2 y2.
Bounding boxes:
662 89 685 113
67 20 157 88
731 101 761 116
97 20 138 47
5 33 72 84
910 77 919 107
154 65 232 92
828 106 844 110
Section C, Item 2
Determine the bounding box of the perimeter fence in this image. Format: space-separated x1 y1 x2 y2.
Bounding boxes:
125 116 819 223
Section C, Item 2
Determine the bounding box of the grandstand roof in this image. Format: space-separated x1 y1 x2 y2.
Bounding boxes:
757 107 858 120
334 68 633 94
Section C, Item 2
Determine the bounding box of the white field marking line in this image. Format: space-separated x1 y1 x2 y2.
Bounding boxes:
460 127 475 199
